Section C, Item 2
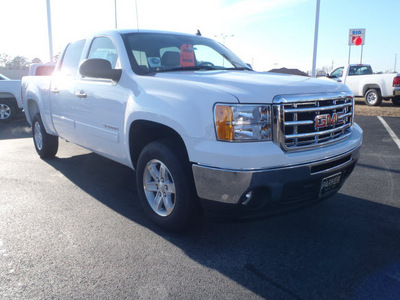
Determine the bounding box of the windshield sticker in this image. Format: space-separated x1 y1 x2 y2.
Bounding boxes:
148 57 161 68
180 44 195 67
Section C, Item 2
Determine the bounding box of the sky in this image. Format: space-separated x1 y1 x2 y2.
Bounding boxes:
1 0 399 73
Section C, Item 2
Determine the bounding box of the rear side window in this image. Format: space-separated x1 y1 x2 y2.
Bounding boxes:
59 39 85 76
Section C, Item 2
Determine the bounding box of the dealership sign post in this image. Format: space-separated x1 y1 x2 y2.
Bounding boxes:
348 28 366 65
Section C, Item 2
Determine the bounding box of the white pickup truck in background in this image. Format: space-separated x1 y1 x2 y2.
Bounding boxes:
21 29 362 230
0 74 22 122
326 64 400 106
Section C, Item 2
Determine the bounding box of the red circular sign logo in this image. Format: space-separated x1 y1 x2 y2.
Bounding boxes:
354 36 363 46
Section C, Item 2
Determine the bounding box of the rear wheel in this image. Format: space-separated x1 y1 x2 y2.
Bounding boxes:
392 97 400 106
32 113 59 158
0 99 17 122
136 141 198 231
365 89 382 106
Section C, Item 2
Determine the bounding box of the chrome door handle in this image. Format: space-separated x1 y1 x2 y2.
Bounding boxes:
75 91 87 98
51 88 60 94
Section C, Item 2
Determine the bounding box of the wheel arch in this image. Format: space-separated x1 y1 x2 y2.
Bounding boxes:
26 99 40 125
363 84 381 96
129 120 190 170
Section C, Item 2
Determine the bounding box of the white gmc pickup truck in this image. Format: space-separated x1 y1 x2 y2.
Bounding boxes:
327 64 400 106
21 30 363 230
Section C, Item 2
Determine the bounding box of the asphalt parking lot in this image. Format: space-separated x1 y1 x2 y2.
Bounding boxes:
1 115 399 299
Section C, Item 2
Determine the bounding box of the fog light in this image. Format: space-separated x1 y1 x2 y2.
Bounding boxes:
242 191 253 206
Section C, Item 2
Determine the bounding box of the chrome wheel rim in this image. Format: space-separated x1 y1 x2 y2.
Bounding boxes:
366 92 377 104
33 121 43 150
143 159 176 217
0 104 11 120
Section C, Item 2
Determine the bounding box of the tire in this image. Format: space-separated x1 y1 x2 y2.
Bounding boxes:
0 99 17 122
136 141 199 231
392 97 400 106
32 113 59 158
364 89 382 106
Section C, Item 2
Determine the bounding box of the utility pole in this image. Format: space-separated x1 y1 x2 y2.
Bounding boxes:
46 0 54 62
311 0 320 77
395 54 397 72
114 0 118 29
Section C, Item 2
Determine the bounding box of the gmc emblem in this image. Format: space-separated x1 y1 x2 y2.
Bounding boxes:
315 112 343 128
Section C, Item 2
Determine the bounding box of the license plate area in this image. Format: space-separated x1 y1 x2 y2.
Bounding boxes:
395 90 400 96
320 172 341 197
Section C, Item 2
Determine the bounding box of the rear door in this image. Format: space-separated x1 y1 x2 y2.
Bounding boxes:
50 39 86 143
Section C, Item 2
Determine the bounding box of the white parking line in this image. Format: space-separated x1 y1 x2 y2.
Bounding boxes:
377 116 400 150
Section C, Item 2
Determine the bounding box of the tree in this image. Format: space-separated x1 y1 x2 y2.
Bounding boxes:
31 57 42 64
0 53 11 68
6 56 29 70
53 52 61 63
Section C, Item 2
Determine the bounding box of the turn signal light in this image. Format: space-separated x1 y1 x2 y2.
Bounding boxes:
215 105 234 140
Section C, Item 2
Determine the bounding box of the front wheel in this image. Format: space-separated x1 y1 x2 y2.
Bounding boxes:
32 113 59 158
392 97 400 106
365 89 382 106
136 141 199 231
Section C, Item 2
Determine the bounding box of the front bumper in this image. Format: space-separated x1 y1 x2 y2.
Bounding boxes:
192 143 361 211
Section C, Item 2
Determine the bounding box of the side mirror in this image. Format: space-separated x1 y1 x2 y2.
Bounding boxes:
79 59 122 82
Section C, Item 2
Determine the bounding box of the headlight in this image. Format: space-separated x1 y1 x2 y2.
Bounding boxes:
214 104 272 141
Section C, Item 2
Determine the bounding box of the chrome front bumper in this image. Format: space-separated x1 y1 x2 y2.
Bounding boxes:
192 144 361 207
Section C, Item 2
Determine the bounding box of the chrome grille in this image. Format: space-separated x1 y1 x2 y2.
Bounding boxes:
273 92 354 151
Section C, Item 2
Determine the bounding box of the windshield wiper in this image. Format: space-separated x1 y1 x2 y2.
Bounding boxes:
158 66 219 73
224 67 253 71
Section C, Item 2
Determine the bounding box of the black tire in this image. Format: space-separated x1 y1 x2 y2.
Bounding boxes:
136 141 199 231
392 97 400 106
32 113 59 158
364 89 382 106
0 99 17 122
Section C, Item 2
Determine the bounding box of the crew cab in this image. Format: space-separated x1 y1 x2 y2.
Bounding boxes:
21 30 363 230
327 64 400 106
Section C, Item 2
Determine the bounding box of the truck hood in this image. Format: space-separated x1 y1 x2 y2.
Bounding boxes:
154 70 348 103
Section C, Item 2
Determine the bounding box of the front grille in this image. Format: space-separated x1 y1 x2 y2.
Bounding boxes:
273 92 354 151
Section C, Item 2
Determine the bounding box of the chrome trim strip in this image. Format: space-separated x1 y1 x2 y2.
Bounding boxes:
286 123 351 139
273 92 352 104
284 120 314 126
284 102 352 113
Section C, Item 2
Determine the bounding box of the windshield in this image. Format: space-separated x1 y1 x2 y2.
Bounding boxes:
122 32 251 75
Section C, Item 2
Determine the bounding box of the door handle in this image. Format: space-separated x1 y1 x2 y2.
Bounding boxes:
75 90 87 98
51 88 60 94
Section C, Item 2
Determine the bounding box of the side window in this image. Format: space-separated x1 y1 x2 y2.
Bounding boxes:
331 67 343 78
358 66 372 75
88 37 120 69
59 39 85 77
349 67 357 76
